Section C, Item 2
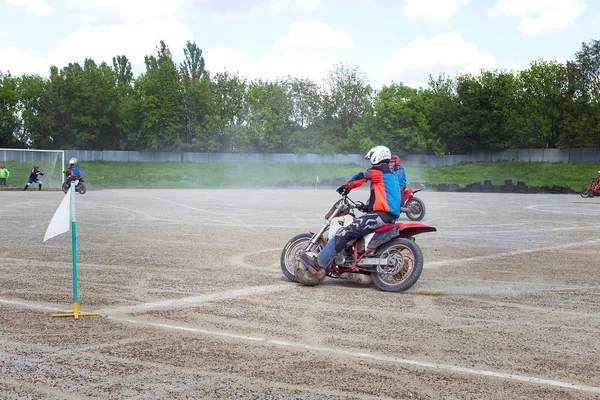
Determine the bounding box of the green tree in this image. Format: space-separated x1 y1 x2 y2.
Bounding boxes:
179 41 214 150
279 76 330 153
0 72 22 147
346 83 440 155
516 60 569 148
323 63 373 140
209 71 248 152
244 80 292 152
18 74 50 148
129 41 185 151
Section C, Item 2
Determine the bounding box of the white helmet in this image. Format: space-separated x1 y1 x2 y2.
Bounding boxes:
69 158 77 165
364 145 391 165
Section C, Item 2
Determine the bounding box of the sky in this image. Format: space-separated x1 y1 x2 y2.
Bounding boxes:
1 0 599 89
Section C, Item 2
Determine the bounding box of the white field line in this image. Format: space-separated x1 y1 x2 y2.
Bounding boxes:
3 284 600 393
0 298 65 312
427 238 600 269
110 316 600 395
97 284 290 314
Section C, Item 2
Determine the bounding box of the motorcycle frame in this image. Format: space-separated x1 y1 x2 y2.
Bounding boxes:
308 215 435 277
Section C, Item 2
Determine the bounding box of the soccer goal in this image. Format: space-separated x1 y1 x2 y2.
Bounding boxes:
0 148 65 190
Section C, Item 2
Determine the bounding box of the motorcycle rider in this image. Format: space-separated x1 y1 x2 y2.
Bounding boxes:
299 145 400 273
592 171 600 195
64 158 81 184
390 155 406 191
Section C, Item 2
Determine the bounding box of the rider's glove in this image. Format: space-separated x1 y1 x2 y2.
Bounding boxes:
357 203 369 212
336 185 349 195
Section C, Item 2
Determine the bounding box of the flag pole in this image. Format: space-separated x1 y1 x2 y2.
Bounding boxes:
52 185 97 319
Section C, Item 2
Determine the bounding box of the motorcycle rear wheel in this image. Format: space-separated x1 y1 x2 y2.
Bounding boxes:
77 182 87 195
404 197 425 221
280 233 324 282
371 238 423 292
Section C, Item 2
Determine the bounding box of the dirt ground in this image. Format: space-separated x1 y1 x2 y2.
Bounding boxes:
1 188 599 399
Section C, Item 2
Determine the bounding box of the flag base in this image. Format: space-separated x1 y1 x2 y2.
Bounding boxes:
52 302 98 319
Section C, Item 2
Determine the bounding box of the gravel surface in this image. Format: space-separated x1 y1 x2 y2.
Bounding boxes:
1 189 599 399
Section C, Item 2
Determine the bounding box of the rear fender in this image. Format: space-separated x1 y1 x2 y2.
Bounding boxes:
372 222 436 236
396 222 436 237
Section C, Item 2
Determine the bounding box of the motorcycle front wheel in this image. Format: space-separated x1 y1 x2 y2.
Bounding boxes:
280 233 324 282
61 181 70 194
581 188 591 198
404 197 425 221
371 238 423 292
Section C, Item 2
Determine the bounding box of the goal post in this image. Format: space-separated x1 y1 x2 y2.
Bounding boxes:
0 148 65 190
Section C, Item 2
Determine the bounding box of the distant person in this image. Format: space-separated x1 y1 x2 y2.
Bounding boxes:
23 165 44 191
390 155 406 191
592 170 600 193
298 145 400 272
64 158 81 183
0 163 9 186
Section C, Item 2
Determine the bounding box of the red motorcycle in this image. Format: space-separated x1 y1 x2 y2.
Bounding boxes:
401 188 425 221
280 194 436 292
580 180 600 198
62 172 87 195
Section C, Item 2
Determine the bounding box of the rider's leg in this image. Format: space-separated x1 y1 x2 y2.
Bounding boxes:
314 212 394 268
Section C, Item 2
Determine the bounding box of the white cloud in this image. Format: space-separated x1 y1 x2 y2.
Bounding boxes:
592 13 600 24
190 0 287 21
205 46 328 81
53 20 194 76
402 0 472 22
381 32 495 78
488 0 587 36
294 0 321 11
204 46 251 76
276 21 352 50
0 47 51 76
6 0 52 16
64 0 185 23
261 50 328 80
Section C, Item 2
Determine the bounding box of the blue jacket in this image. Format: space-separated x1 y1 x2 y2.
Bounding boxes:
393 166 406 187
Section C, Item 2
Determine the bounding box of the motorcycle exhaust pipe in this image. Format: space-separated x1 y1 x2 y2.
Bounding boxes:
340 272 373 285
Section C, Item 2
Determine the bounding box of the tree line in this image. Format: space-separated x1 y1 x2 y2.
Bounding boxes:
1 39 599 156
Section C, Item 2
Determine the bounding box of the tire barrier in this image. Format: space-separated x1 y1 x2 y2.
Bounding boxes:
276 179 578 194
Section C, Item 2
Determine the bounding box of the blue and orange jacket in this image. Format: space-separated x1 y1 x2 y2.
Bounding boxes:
66 165 81 179
344 163 400 217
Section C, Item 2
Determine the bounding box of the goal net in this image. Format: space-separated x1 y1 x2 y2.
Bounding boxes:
0 148 65 190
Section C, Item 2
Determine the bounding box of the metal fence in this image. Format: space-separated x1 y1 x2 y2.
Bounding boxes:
2 148 599 166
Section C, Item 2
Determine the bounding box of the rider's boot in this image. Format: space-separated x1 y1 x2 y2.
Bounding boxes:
299 251 319 268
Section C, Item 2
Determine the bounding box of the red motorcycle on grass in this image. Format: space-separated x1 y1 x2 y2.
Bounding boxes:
280 194 436 292
401 188 425 221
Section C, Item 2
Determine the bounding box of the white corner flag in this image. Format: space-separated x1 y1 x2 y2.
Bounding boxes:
44 187 72 242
